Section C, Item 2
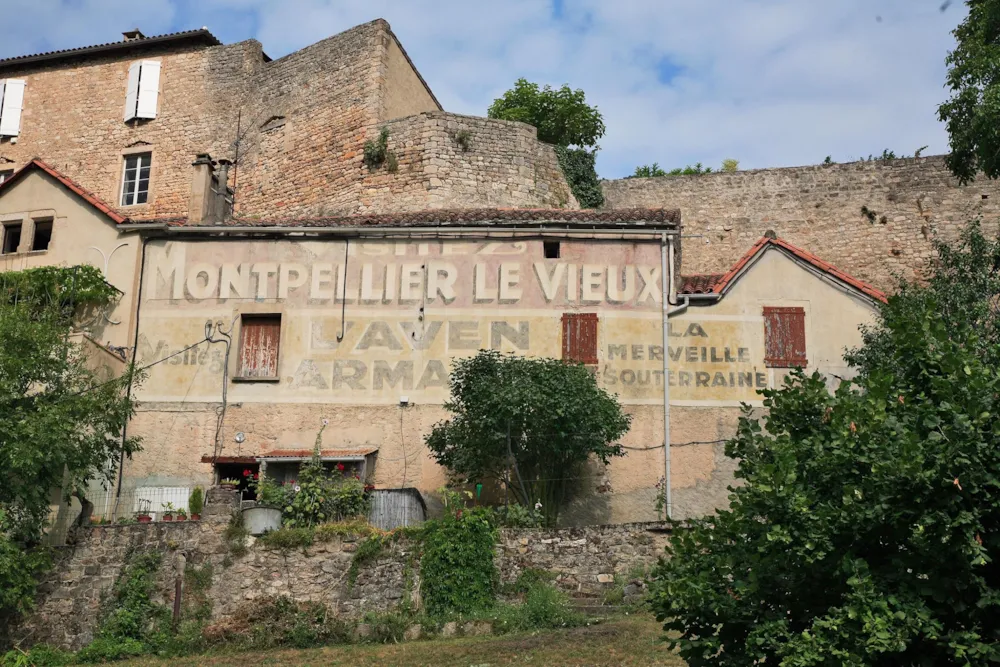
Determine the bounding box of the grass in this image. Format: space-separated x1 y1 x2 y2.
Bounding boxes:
119 616 682 667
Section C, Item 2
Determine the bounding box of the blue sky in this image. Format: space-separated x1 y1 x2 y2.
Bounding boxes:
0 0 967 178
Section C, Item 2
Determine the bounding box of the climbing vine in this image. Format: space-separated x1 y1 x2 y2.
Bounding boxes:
554 147 604 209
420 504 498 616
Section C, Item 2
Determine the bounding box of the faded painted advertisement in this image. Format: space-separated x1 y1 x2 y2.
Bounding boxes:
137 239 771 406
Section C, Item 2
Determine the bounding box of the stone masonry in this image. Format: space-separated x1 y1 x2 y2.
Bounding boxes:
603 155 1000 291
15 487 671 650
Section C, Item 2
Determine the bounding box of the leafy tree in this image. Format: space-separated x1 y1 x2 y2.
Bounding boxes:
488 78 605 148
426 350 631 526
939 0 1000 183
0 265 141 621
650 224 1000 665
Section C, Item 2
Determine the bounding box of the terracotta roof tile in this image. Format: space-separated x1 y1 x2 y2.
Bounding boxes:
131 207 680 229
0 29 221 68
704 237 887 303
678 273 725 295
0 158 127 223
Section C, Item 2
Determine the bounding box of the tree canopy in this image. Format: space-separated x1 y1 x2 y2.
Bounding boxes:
939 0 1000 182
487 78 605 149
0 265 141 621
650 224 1000 665
425 350 631 526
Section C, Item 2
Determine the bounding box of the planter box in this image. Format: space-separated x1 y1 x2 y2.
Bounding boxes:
242 506 282 535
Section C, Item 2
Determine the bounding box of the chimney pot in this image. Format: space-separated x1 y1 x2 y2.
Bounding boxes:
122 29 146 42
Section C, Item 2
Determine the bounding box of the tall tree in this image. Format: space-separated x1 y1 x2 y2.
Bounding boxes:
425 350 630 526
488 78 605 148
938 0 1000 182
0 266 141 621
649 224 1000 665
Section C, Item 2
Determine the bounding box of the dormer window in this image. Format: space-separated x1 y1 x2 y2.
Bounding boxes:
124 61 160 122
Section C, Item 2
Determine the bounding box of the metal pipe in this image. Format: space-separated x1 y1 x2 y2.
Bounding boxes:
660 233 672 520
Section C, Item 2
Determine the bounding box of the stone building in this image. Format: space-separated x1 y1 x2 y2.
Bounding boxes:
0 19 903 525
0 20 575 222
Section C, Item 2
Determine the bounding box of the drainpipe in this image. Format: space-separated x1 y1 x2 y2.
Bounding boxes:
661 234 689 520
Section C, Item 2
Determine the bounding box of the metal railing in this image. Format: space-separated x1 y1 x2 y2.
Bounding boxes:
45 486 196 545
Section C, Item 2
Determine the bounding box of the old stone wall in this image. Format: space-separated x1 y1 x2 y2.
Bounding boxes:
603 156 1000 291
16 490 670 651
0 39 262 221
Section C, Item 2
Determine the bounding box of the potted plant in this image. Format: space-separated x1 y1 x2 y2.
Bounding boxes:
219 477 239 488
136 499 152 523
90 515 103 525
189 487 204 521
175 508 188 522
241 472 288 535
161 502 176 522
136 512 153 524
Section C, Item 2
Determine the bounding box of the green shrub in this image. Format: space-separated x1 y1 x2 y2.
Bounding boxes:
258 527 314 551
554 146 604 208
282 425 369 528
223 512 249 559
188 487 204 516
202 597 350 651
491 503 543 528
76 637 146 663
1 644 73 667
421 507 498 616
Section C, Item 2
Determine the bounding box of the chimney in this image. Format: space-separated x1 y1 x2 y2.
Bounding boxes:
214 159 233 224
188 153 216 225
122 29 146 42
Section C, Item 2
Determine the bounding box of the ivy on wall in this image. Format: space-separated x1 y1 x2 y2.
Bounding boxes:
554 147 604 209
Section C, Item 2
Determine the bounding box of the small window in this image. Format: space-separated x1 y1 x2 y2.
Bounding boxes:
121 153 151 206
31 219 52 251
236 314 281 380
124 60 160 121
543 241 560 259
0 169 13 184
2 222 21 254
763 306 807 368
562 312 598 365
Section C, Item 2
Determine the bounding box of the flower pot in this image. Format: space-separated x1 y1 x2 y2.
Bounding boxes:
190 513 201 521
176 516 187 522
242 506 282 536
137 515 152 524
162 515 174 522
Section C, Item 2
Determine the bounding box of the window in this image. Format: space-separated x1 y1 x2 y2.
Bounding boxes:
124 61 161 121
562 312 598 365
543 241 560 259
763 306 807 368
0 169 12 184
1 222 21 254
236 314 281 380
121 153 151 206
31 219 52 251
0 79 25 137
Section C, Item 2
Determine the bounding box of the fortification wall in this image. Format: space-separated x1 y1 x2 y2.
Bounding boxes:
603 156 1000 290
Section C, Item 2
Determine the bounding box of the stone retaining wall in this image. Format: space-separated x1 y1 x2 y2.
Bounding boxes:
15 488 670 650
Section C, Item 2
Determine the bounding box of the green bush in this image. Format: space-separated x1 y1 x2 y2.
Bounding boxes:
1 644 73 667
420 507 498 616
187 487 204 516
282 425 369 528
491 503 543 528
554 146 604 209
258 526 314 551
76 637 146 663
202 597 351 651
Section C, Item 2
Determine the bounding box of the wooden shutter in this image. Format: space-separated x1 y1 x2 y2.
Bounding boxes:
562 313 598 365
763 306 807 368
0 80 25 137
238 315 281 379
124 62 141 121
136 61 160 119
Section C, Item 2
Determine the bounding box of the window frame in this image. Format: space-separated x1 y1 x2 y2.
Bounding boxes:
1 221 22 254
543 240 560 259
234 313 282 382
120 152 152 207
763 306 808 368
562 312 599 365
30 218 52 252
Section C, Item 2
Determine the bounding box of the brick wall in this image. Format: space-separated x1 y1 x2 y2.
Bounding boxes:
603 156 1000 290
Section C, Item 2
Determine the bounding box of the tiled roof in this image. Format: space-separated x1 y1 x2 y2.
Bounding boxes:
0 158 128 224
0 29 221 68
258 448 379 459
678 273 725 295
679 237 888 303
131 207 681 229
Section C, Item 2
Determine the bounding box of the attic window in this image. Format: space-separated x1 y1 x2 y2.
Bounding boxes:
763 306 807 368
543 241 560 259
31 219 52 251
2 222 21 254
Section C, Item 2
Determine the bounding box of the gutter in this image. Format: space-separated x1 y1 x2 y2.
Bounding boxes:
116 224 681 239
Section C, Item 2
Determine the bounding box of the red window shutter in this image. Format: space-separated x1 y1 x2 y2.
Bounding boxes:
239 315 281 378
562 313 598 365
763 307 807 368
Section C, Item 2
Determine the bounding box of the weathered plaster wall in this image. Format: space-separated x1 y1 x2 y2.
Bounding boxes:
0 170 141 346
603 156 1000 291
17 491 671 651
122 236 876 524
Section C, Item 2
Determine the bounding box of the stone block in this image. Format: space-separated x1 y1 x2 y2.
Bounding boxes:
404 624 422 641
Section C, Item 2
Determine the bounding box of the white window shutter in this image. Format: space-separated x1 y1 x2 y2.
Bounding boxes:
124 62 141 121
0 79 25 137
135 60 160 119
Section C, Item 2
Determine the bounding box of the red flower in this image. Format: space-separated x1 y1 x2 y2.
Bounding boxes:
253 473 260 480
243 469 252 477
336 463 345 471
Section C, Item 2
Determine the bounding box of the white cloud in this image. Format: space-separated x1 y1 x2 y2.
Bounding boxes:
0 0 966 178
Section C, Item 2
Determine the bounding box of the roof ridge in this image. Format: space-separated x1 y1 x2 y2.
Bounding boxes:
0 158 127 223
